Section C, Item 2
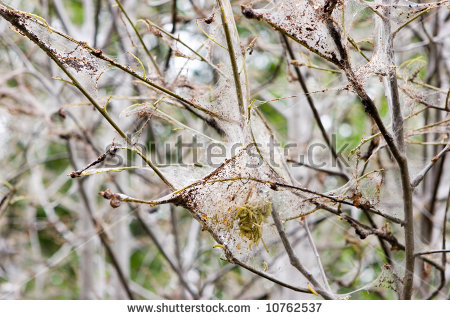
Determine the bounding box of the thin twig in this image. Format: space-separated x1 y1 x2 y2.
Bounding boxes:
414 249 450 257
218 0 245 117
271 207 335 299
228 256 312 295
163 0 177 70
286 158 350 181
426 188 450 299
303 219 333 292
282 35 345 171
111 183 200 299
362 210 393 265
411 144 449 188
144 19 226 77
66 139 135 299
114 0 161 76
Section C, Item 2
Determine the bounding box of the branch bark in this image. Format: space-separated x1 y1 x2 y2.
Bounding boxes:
321 1 415 299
